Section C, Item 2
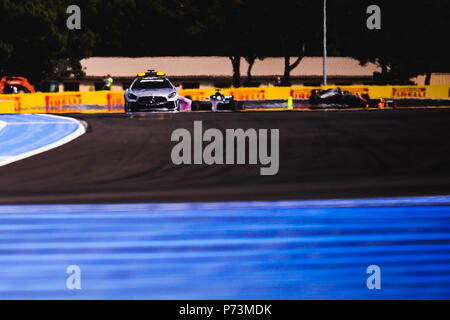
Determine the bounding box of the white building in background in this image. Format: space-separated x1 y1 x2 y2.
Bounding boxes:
58 56 448 92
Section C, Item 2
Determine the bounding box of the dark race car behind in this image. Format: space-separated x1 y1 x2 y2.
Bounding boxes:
309 88 397 109
191 91 244 111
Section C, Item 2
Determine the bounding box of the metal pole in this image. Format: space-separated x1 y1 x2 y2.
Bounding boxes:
323 0 327 86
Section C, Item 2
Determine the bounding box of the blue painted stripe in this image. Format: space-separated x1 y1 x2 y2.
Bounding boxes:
0 196 449 299
0 114 83 165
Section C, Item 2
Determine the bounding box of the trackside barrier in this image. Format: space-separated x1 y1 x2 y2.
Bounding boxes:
0 85 449 114
181 85 450 101
0 91 124 114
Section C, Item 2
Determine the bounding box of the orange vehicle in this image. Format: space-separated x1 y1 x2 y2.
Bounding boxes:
0 76 35 94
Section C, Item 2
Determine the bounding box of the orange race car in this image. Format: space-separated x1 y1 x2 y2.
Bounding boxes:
0 76 35 94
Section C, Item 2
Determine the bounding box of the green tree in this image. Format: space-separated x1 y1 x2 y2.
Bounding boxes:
0 0 95 84
327 0 450 84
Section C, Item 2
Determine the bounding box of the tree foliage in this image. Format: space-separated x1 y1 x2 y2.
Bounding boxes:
0 0 447 85
327 0 450 84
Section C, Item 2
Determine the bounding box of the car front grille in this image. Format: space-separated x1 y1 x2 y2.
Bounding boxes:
137 96 167 105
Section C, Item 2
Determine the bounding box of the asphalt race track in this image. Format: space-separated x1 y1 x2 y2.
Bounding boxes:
1 108 450 204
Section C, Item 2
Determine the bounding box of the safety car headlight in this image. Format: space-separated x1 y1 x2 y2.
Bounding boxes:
168 92 177 99
128 92 137 100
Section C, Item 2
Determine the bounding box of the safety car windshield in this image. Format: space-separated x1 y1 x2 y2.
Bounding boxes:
132 78 172 90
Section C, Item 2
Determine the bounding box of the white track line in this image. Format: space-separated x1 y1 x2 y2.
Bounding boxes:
0 120 6 132
0 114 86 167
4 122 76 125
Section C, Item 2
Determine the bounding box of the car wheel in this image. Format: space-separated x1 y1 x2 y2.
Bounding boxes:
191 101 200 111
125 102 135 113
